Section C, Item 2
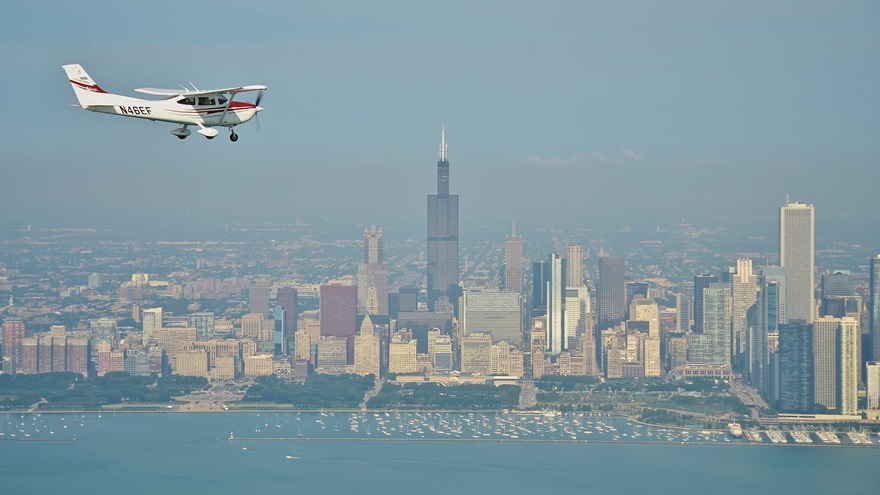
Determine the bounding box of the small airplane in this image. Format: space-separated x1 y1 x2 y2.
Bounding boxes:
62 63 266 141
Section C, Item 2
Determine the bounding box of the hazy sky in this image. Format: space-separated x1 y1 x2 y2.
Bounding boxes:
1 1 878 235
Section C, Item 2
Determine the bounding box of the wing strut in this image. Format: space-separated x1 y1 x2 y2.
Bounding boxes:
218 92 235 126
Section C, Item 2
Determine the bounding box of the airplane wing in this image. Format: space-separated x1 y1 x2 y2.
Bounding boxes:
133 85 267 97
133 88 182 96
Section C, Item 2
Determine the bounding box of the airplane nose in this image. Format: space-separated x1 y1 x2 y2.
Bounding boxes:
255 106 264 113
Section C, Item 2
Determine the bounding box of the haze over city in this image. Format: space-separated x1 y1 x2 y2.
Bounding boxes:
2 3 880 494
2 1 879 236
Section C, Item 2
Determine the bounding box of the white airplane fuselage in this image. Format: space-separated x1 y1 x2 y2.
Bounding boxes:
79 92 259 127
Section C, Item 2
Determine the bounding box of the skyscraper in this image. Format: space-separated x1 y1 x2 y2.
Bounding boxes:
808 316 858 415
2 318 26 366
838 317 859 415
780 201 815 324
778 320 814 413
249 285 270 317
504 222 523 294
142 307 163 345
693 273 719 334
867 361 880 410
357 225 389 315
276 286 298 353
730 259 758 367
426 126 459 310
547 254 566 354
598 256 625 331
748 276 778 395
813 316 840 411
759 266 788 325
461 289 523 346
688 283 731 367
565 286 592 341
677 281 694 332
566 244 583 288
870 255 880 362
273 306 287 356
320 285 358 364
531 260 548 318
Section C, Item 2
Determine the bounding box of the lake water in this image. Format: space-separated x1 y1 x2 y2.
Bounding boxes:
2 412 878 494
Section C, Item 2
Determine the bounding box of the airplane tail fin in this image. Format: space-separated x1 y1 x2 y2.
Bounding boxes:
62 63 111 108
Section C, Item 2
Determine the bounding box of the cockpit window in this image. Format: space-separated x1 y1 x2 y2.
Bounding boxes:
198 96 214 106
218 97 228 105
177 97 196 105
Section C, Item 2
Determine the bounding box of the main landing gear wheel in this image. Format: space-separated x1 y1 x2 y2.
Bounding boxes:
230 131 238 142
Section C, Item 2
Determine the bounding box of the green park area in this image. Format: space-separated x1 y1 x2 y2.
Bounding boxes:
533 376 751 428
367 382 520 410
0 372 208 411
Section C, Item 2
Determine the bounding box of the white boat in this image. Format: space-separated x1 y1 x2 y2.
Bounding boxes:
727 422 743 438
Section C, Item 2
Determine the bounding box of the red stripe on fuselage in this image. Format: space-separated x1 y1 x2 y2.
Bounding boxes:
69 79 108 93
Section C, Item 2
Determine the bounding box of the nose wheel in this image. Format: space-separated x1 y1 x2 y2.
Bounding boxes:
229 131 238 142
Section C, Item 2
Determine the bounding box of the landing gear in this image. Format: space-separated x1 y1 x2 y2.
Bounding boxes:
171 126 191 139
229 131 238 142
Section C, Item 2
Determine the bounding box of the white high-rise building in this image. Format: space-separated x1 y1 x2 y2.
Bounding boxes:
354 329 381 377
142 307 163 345
547 254 566 354
839 317 859 415
731 259 758 362
813 316 859 415
780 201 815 324
813 316 840 411
867 361 880 410
629 298 659 339
564 286 591 341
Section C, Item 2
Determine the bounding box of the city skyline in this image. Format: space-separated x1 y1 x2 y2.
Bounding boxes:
2 187 878 421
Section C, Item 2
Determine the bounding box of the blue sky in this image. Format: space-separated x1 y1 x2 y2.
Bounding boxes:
1 1 878 235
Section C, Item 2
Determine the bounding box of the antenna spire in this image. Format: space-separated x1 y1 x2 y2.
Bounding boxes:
439 125 447 161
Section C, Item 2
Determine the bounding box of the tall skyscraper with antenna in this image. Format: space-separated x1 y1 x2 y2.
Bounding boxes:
427 126 459 310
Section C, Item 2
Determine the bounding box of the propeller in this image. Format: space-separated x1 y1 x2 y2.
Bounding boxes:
254 90 264 131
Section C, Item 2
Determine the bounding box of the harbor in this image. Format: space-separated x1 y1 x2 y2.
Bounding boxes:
2 411 877 447
222 411 879 448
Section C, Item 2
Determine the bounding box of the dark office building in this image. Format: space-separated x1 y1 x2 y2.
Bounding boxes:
320 285 357 364
273 306 286 356
276 287 297 353
531 260 548 318
427 127 459 311
869 255 880 361
598 256 625 331
777 320 814 413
